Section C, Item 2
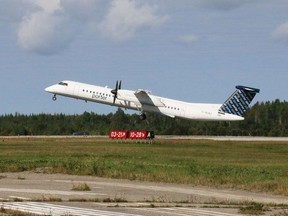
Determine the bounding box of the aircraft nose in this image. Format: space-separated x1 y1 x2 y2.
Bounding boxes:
45 85 55 93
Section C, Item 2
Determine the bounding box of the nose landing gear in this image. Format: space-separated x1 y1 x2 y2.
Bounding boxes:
52 95 57 101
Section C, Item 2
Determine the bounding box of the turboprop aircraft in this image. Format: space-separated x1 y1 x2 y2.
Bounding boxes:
45 80 259 121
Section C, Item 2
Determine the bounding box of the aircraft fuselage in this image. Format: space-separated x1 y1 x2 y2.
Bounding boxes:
45 80 247 121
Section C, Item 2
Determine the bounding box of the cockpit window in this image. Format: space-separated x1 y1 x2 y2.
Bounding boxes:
59 82 68 86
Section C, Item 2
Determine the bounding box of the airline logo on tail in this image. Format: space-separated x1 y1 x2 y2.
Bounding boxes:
219 86 260 117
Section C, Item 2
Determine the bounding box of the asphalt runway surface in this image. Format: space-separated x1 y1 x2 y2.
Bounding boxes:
1 171 288 216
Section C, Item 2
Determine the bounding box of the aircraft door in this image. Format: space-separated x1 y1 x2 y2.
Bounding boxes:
73 85 80 98
181 105 186 118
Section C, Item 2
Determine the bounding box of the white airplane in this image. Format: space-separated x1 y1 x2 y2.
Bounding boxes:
45 80 260 121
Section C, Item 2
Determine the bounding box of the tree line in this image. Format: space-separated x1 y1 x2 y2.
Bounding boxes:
0 99 288 136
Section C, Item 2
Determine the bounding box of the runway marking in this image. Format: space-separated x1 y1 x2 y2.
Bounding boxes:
0 202 142 216
0 202 244 216
133 207 242 216
174 207 241 216
0 188 106 196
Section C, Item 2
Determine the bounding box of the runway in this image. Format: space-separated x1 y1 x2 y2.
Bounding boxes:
0 202 244 216
157 135 288 141
0 172 287 215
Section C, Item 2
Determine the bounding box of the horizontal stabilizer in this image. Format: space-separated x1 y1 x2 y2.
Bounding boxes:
219 85 260 117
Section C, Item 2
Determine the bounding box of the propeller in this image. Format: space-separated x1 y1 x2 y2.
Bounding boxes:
111 80 121 104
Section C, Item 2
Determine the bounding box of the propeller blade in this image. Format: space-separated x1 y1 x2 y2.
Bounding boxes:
111 80 118 95
111 80 120 104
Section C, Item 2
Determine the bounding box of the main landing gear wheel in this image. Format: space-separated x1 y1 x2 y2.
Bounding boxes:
52 95 57 101
139 113 146 120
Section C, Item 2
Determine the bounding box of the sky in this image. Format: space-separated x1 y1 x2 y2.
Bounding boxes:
1 0 288 115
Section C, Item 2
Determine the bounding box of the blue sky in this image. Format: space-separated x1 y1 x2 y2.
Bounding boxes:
1 0 288 115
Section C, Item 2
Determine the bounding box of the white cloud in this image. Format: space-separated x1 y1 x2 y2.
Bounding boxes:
2 0 168 54
178 34 198 43
16 0 102 54
17 1 74 55
272 22 288 43
32 0 60 13
98 0 168 42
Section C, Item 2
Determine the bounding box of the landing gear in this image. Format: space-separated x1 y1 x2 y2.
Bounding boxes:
139 113 146 120
52 94 57 101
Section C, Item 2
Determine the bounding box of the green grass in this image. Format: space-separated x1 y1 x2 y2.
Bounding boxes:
0 137 288 195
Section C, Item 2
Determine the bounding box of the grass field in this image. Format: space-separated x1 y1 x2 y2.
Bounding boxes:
0 137 288 196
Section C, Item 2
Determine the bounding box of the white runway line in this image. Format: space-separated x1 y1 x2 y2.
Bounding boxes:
0 202 243 216
0 202 142 216
177 207 241 216
133 207 242 216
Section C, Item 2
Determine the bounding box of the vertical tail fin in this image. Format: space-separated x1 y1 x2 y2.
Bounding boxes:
219 85 260 117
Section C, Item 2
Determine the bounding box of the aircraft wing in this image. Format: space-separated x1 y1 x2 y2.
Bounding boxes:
134 89 165 107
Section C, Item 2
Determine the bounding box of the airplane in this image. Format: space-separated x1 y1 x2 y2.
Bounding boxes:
45 80 260 121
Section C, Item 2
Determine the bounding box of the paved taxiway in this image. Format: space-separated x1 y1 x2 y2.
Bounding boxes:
1 172 288 215
157 135 288 141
